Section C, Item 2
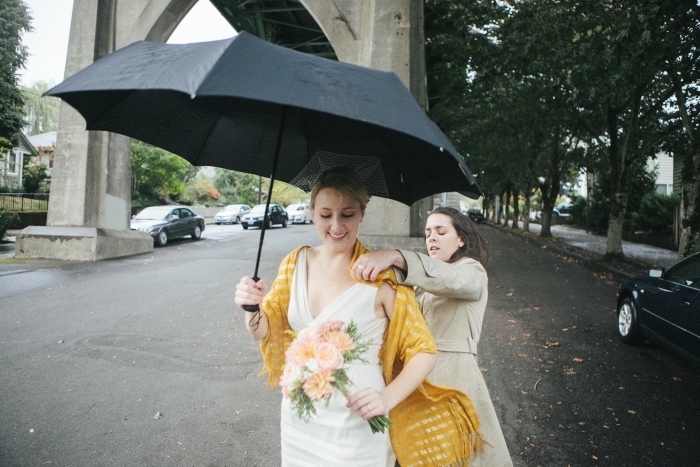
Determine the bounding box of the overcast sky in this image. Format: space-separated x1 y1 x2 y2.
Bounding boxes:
19 0 236 87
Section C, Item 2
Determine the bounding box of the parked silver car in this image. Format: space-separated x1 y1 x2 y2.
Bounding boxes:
286 203 312 224
130 205 205 247
214 204 251 224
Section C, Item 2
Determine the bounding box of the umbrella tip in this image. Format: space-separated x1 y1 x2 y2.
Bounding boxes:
190 93 196 99
439 147 444 152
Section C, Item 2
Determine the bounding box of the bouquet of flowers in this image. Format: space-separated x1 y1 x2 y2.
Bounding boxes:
280 320 392 434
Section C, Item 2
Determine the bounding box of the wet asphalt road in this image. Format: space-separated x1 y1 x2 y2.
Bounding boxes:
480 225 700 466
1 223 698 466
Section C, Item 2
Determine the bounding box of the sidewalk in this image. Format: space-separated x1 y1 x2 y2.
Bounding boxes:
484 220 678 280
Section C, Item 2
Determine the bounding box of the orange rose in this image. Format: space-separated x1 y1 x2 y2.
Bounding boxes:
285 334 316 367
324 330 356 353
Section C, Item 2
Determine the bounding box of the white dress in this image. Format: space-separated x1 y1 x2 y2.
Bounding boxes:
280 248 395 467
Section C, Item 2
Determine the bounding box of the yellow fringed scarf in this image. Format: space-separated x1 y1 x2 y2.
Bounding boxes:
258 241 484 466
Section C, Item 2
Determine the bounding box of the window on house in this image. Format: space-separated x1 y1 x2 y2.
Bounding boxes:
8 153 17 174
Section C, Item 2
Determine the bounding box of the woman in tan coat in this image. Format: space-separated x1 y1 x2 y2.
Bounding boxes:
353 207 513 467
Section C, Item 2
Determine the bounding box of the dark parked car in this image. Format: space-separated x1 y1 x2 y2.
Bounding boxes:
130 205 205 247
241 203 288 229
616 253 700 368
466 208 485 223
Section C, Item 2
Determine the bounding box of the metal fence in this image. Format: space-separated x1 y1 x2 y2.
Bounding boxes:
0 193 49 211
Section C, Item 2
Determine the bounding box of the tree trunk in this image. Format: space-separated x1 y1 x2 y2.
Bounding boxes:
679 145 700 258
605 192 627 261
504 185 512 227
670 67 700 259
512 189 520 230
522 191 531 232
604 91 641 260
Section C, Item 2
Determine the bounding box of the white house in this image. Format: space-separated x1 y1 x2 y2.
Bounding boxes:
1 132 38 189
648 151 674 195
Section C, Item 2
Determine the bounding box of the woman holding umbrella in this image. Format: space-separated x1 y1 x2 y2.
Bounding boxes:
235 168 483 466
353 207 513 466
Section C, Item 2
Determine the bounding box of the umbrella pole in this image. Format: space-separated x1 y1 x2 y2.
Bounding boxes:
243 106 288 313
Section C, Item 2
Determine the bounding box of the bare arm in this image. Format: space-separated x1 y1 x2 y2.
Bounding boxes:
234 276 269 340
345 281 436 419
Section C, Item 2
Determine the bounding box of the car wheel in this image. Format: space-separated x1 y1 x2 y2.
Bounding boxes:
191 224 202 240
617 297 642 345
267 218 273 229
282 218 287 228
157 230 168 247
235 216 240 224
242 223 248 230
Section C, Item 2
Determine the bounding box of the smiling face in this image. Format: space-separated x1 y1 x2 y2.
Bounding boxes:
312 188 364 252
425 213 465 262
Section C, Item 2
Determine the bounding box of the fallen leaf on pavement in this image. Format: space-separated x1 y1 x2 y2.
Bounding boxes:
573 357 584 363
153 411 162 419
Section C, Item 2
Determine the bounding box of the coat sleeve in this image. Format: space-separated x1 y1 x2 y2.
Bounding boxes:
398 250 487 301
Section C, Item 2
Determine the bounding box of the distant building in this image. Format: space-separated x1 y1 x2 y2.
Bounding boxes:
648 151 674 195
1 132 38 189
27 131 57 176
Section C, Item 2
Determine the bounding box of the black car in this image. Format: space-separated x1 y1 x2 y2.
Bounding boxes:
466 208 485 223
130 205 205 247
616 252 700 367
241 203 288 229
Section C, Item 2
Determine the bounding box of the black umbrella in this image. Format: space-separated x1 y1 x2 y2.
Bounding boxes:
46 31 481 301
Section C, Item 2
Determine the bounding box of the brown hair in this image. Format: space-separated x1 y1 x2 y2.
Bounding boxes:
310 166 370 211
430 206 488 264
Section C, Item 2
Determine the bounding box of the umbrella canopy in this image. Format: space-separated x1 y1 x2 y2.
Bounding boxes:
46 31 481 205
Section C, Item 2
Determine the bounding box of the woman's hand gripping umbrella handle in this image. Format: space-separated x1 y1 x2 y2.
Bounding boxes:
242 276 261 312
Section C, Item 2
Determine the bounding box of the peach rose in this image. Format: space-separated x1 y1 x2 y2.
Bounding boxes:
303 368 335 401
315 342 344 370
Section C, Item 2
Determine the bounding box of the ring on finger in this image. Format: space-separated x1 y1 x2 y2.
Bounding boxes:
357 265 365 270
367 404 372 412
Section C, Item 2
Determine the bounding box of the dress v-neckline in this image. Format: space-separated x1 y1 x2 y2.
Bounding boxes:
299 247 361 321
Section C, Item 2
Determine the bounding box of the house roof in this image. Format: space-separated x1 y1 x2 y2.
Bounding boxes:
27 131 57 148
17 132 39 156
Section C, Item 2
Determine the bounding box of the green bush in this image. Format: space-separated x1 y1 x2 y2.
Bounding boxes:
631 192 679 235
0 209 18 240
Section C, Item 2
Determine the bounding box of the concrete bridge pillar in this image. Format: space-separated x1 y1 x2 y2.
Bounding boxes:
302 0 431 250
17 0 196 260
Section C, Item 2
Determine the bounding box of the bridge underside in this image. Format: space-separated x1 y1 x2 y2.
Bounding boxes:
211 0 336 59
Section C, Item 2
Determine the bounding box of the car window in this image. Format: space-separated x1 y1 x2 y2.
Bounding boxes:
665 256 700 288
181 209 192 218
134 207 171 220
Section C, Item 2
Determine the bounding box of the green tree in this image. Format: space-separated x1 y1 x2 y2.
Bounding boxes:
212 168 259 206
22 159 47 193
130 140 191 206
22 81 60 135
0 0 32 147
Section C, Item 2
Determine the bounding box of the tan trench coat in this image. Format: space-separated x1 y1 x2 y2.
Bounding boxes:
397 250 513 467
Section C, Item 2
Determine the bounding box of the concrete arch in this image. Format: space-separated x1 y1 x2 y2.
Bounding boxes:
18 0 426 260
